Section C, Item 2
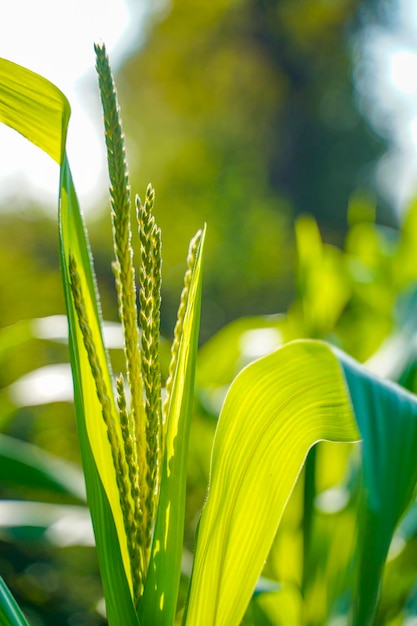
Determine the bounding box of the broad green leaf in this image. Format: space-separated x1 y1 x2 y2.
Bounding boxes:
185 340 360 626
338 350 417 626
140 227 206 626
186 337 417 625
0 58 139 625
0 577 30 626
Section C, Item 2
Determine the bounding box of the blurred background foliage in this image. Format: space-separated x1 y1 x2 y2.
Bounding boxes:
117 0 388 339
2 0 417 624
0 0 393 339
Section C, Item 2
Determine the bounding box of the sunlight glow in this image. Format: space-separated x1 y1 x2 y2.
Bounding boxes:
32 315 124 348
389 50 417 94
356 0 417 211
9 363 73 405
0 0 146 212
0 501 94 547
239 328 282 361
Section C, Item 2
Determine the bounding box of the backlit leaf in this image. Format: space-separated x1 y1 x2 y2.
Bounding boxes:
185 340 360 625
0 57 139 625
186 338 417 625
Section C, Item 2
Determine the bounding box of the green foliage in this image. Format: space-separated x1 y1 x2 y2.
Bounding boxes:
3 39 417 626
185 341 360 626
119 0 384 338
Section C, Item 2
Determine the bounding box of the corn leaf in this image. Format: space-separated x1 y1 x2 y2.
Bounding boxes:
0 577 30 626
184 340 360 626
0 58 139 625
0 58 70 164
59 136 140 626
185 338 417 625
338 350 417 626
139 227 206 626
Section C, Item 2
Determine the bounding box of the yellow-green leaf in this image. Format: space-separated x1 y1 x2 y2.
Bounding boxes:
60 159 139 624
0 58 70 163
0 57 139 625
185 340 360 626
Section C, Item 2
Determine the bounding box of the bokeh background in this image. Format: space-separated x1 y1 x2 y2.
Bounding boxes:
2 0 417 338
3 0 417 623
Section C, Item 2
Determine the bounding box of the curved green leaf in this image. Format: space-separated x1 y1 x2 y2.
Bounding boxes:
0 57 139 625
0 57 70 163
185 340 360 626
186 337 417 625
140 227 205 626
59 150 139 626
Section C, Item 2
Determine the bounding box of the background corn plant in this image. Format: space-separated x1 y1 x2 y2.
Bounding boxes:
1 46 417 626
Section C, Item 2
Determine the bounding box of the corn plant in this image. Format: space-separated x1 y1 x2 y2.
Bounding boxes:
2 45 417 626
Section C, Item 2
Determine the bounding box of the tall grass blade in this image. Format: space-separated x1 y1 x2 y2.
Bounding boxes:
0 57 139 625
60 143 140 626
